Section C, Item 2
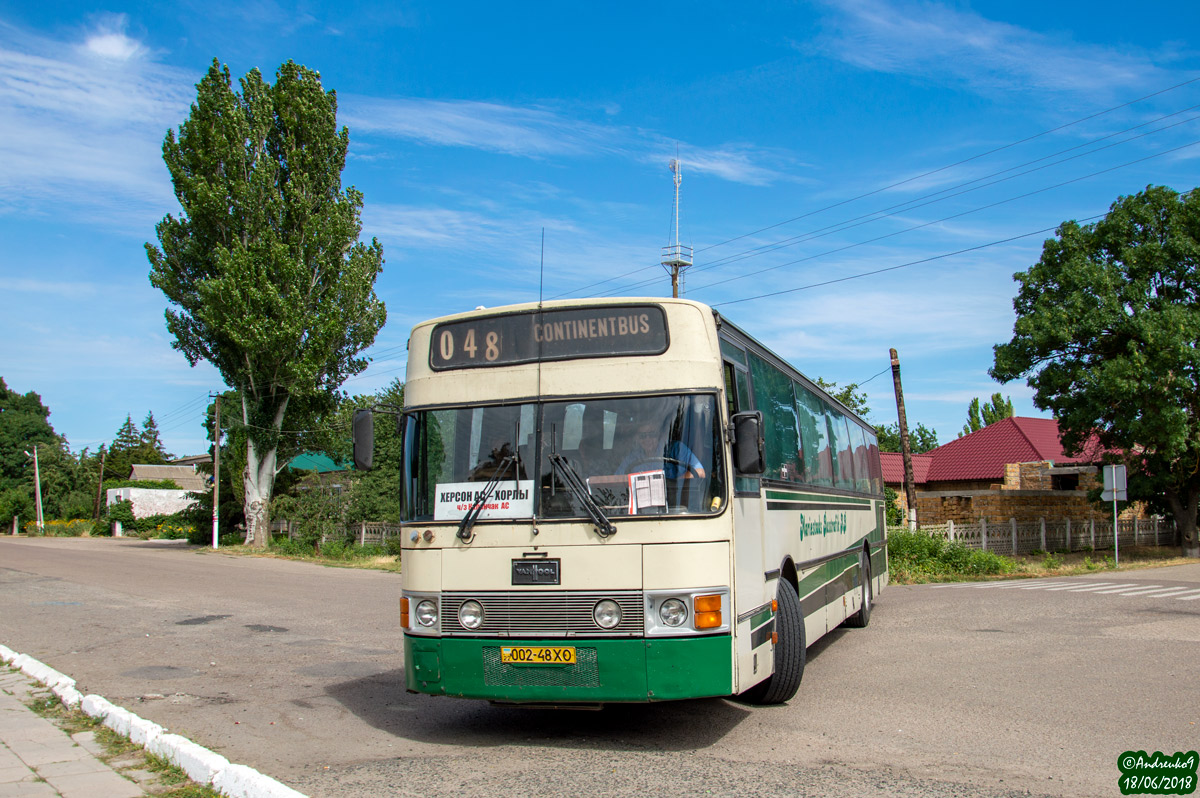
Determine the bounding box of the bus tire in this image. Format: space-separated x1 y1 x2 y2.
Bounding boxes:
844 549 872 629
739 579 805 705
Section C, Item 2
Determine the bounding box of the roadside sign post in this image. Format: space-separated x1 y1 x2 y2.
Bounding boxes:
1102 465 1127 566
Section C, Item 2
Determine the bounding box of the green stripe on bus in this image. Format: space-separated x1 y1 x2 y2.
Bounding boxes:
764 491 873 505
749 607 773 629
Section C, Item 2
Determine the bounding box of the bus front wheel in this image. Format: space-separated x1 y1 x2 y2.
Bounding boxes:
739 579 805 705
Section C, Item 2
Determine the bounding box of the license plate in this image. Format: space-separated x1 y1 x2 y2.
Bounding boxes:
500 646 576 665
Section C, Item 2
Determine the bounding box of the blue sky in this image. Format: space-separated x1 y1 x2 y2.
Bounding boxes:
2 0 1198 457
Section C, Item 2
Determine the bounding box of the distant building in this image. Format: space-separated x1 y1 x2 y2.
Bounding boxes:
106 460 207 521
881 416 1141 526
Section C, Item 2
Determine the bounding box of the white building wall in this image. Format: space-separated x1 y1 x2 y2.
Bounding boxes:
106 488 196 518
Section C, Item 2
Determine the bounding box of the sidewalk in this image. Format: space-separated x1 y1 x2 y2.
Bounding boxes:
0 669 148 798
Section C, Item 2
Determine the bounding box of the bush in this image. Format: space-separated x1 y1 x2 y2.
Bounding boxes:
271 536 317 556
888 529 1014 582
102 499 199 541
22 519 91 537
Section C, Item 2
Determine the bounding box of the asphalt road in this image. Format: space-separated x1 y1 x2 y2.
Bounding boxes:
1 536 1197 798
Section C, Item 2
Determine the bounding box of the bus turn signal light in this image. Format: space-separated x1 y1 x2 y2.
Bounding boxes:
693 594 722 629
400 597 410 629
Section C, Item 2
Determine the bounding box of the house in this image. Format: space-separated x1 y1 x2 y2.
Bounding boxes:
881 416 1137 526
106 460 208 520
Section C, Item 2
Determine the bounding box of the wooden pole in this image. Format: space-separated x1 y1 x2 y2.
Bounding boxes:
890 348 917 529
92 449 107 521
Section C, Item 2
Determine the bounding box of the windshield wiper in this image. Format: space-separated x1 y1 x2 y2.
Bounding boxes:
457 455 516 544
548 452 616 538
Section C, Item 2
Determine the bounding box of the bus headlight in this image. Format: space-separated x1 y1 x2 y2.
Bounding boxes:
593 599 622 629
415 600 438 627
458 600 484 630
659 598 688 627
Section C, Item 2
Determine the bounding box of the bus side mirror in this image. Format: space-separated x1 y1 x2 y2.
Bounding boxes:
732 411 765 475
352 409 374 471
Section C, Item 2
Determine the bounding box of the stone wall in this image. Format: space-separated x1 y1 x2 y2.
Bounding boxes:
889 461 1144 526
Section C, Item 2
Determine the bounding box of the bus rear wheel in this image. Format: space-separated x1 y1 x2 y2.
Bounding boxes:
739 579 805 705
844 549 872 629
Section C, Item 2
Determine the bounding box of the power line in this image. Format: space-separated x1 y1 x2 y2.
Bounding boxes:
666 106 1200 280
549 75 1200 300
627 136 1200 298
711 213 1106 308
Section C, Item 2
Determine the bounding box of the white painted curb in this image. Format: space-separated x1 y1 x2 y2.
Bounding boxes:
3 646 308 798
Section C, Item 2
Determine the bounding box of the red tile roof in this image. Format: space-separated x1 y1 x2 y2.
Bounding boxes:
880 417 1102 485
880 452 932 484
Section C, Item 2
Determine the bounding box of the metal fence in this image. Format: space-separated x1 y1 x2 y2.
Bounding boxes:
274 520 404 545
905 517 1177 556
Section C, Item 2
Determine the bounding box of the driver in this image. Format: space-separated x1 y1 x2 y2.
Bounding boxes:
616 421 704 479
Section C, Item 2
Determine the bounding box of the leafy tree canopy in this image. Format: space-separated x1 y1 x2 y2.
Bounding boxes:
960 393 1014 437
147 58 386 546
0 377 58 490
991 185 1200 556
876 422 939 454
814 378 870 419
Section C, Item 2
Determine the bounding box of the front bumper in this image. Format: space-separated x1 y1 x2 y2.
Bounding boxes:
406 634 733 703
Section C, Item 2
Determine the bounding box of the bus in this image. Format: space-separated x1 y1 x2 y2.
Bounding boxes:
352 297 886 705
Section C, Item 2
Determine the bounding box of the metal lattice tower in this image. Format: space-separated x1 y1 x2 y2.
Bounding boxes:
661 159 693 298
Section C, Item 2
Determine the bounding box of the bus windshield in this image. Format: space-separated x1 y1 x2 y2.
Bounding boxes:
401 394 725 523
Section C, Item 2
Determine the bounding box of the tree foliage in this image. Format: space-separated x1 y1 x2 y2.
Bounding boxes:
876 422 939 454
105 413 172 480
814 378 870 418
0 378 101 523
991 185 1200 556
960 393 1014 437
147 59 386 546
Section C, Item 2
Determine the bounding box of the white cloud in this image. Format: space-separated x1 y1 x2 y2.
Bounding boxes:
81 14 148 62
343 94 794 186
0 20 194 225
813 0 1161 97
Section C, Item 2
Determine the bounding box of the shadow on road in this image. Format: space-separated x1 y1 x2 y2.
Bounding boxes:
326 668 754 751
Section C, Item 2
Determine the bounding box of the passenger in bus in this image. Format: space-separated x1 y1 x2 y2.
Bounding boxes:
616 421 704 479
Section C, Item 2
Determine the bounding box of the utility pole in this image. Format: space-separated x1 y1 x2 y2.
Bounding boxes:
212 393 221 550
890 348 917 530
26 445 44 535
93 448 107 521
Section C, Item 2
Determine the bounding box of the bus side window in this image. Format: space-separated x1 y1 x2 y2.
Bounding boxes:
723 362 738 417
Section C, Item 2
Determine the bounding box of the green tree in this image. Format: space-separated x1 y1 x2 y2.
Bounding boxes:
814 378 870 418
147 59 387 547
0 378 59 493
876 422 939 453
991 185 1200 557
0 379 96 523
960 393 1014 437
140 412 172 462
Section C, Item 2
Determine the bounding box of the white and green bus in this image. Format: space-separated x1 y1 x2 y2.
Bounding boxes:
353 297 886 705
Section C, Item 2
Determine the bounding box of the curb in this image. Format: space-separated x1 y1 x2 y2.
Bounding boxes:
0 643 307 798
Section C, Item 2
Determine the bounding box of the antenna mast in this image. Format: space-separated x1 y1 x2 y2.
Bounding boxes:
661 159 693 298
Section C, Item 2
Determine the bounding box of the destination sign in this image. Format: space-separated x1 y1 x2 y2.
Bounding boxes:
429 305 668 370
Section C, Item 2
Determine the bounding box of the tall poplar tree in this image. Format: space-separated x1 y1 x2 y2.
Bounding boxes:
148 59 386 546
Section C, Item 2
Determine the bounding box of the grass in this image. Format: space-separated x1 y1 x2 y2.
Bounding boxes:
16 677 220 798
198 539 403 573
888 530 1199 584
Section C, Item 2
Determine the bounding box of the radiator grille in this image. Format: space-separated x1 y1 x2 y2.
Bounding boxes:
482 646 600 687
442 590 644 637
